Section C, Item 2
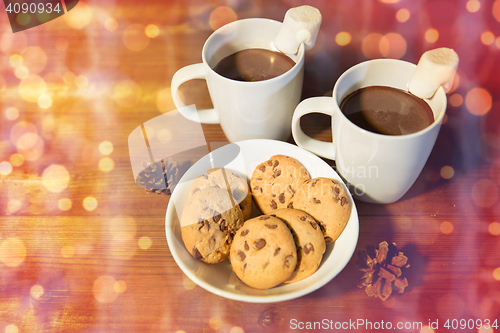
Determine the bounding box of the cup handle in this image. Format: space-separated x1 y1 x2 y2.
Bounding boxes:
291 96 336 160
171 63 220 124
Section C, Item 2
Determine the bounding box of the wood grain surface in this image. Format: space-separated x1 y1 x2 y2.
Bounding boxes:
0 1 499 332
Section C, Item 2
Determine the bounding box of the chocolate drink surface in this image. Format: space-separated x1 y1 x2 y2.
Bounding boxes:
340 86 434 136
213 48 296 82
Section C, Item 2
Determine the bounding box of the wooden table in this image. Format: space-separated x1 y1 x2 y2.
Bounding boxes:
1 1 499 332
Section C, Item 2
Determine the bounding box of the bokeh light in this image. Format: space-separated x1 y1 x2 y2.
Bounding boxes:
104 18 118 32
5 324 18 333
480 31 495 45
471 179 498 208
9 54 23 67
20 46 47 74
440 165 455 179
138 236 152 250
1 31 27 54
11 121 37 148
379 32 406 59
114 280 127 293
18 74 47 103
0 238 27 267
109 216 136 242
209 6 238 31
30 284 44 300
396 8 410 22
5 107 19 120
61 245 75 258
335 32 351 46
75 75 89 89
478 325 494 333
378 0 401 3
420 326 435 333
42 165 70 193
362 33 384 59
230 327 245 333
10 153 24 167
64 2 92 30
113 80 142 107
83 197 98 211
99 141 114 155
425 28 439 43
38 94 53 109
449 93 463 107
493 267 500 281
145 24 160 38
0 161 13 176
465 88 492 116
123 24 150 52
157 129 172 144
494 0 500 23
183 276 196 290
488 222 500 236
440 221 454 234
7 199 22 214
209 317 223 330
63 71 76 85
466 0 481 13
14 66 29 79
58 198 73 211
99 157 115 172
93 275 119 303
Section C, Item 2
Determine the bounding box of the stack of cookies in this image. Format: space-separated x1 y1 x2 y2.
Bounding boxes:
179 155 352 290
180 168 251 264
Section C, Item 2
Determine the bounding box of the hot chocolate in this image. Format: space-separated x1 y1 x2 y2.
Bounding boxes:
340 86 434 136
213 48 296 82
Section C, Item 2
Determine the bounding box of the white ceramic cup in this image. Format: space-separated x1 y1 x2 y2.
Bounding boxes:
291 59 447 204
171 18 305 143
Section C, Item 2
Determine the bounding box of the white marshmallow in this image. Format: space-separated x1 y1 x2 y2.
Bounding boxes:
408 48 459 99
274 5 322 54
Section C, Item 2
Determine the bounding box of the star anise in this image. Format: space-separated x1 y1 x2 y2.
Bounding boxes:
356 241 410 301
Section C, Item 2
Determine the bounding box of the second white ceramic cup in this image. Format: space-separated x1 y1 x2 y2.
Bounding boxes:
171 18 305 142
291 59 447 204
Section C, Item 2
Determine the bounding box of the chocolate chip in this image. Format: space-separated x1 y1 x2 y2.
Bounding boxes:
198 221 204 230
259 165 266 172
237 251 246 261
325 237 333 245
202 175 208 179
267 160 273 166
260 216 271 220
310 221 318 230
300 216 307 221
192 188 200 195
274 247 281 256
243 263 247 271
287 202 294 209
270 200 277 210
332 195 339 203
279 193 285 203
220 219 226 231
284 255 294 267
273 170 281 178
271 193 276 197
273 160 279 168
241 229 249 237
341 196 347 206
244 241 249 251
333 185 341 196
256 177 263 181
193 247 203 259
312 197 321 204
303 243 314 255
253 186 263 193
255 238 266 250
213 213 221 222
265 224 277 229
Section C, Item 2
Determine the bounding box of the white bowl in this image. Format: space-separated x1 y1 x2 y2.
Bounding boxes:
165 139 359 303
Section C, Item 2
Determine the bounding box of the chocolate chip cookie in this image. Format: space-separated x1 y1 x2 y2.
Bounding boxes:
188 168 252 221
250 155 311 215
229 215 297 289
270 208 326 283
287 177 351 245
181 187 244 264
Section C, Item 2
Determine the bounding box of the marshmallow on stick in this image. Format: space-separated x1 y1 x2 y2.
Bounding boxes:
274 5 322 54
408 47 459 99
